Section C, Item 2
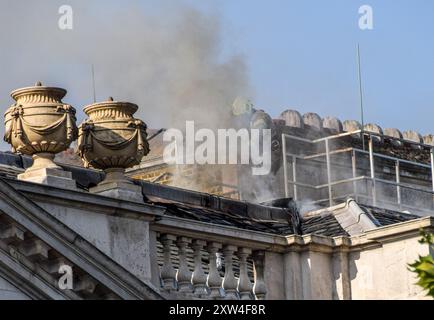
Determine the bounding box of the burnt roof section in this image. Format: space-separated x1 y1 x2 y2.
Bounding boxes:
0 151 104 189
148 195 349 237
276 124 432 165
149 196 353 237
359 205 420 226
0 151 423 238
138 117 433 167
152 199 296 235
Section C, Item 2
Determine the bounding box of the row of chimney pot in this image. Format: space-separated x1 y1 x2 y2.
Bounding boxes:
3 83 432 191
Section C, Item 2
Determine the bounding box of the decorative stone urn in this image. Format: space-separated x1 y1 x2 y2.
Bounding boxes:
4 82 78 188
77 97 149 201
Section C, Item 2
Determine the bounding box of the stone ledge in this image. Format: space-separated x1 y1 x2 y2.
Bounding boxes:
5 177 166 219
90 180 143 203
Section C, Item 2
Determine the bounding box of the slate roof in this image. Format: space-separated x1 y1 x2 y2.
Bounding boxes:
147 191 421 238
301 213 349 237
137 121 433 167
360 205 421 226
336 136 431 165
143 185 348 237
0 151 423 239
0 177 163 300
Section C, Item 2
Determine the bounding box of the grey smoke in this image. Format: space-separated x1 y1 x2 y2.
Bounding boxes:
0 0 251 150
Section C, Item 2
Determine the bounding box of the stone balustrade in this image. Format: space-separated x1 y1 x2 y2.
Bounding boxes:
156 233 267 300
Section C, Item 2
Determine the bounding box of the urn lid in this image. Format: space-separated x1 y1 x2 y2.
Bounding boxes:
83 97 138 117
10 81 67 101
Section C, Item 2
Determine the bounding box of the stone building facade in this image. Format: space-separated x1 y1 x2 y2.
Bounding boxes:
0 83 432 300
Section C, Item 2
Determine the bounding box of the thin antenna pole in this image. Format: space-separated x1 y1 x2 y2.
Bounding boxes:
91 64 96 103
357 44 366 150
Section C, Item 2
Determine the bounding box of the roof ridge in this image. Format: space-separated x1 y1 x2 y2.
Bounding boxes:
138 179 290 222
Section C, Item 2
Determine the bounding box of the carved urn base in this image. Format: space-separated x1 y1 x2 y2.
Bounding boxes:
89 168 142 202
4 82 78 190
18 153 77 190
78 98 149 202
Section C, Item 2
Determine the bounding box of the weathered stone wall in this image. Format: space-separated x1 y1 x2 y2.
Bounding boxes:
37 202 153 283
349 236 430 299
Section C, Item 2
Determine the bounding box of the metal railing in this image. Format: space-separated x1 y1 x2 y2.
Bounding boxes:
282 130 434 214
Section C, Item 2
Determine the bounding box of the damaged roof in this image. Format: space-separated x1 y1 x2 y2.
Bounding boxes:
360 205 421 226
301 213 348 237
139 181 420 237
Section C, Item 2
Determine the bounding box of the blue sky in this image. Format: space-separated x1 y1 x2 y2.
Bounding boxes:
0 0 433 151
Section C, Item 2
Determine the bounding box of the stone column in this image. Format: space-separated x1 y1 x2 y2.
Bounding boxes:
237 248 253 300
284 250 303 300
252 251 267 300
191 239 208 296
77 97 149 202
207 242 222 299
222 245 238 299
176 237 192 293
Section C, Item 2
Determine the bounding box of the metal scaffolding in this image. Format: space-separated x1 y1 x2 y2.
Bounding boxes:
282 130 434 214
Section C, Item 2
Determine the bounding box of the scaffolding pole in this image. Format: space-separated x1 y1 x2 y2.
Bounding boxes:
431 147 434 205
325 139 333 207
352 149 358 201
282 134 289 198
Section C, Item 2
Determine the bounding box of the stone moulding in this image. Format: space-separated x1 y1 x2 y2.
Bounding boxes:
3 82 78 189
4 83 77 156
77 97 150 201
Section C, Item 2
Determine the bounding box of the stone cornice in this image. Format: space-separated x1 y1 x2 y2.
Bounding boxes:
353 216 433 245
0 177 163 300
152 215 288 252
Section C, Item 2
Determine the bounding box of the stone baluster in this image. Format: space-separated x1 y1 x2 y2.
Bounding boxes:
206 242 222 299
222 245 238 300
252 251 267 300
191 239 208 296
176 236 192 293
160 234 177 291
237 248 253 300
